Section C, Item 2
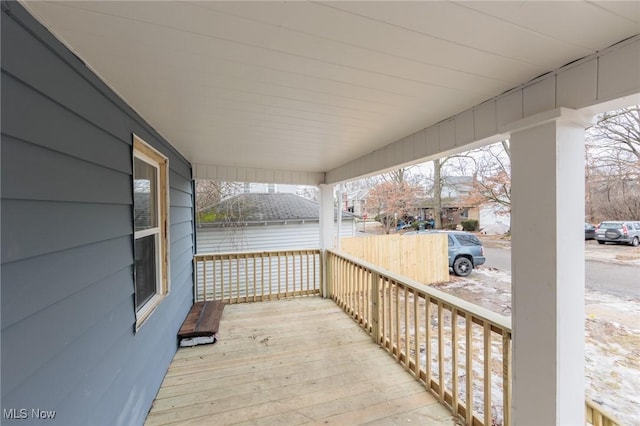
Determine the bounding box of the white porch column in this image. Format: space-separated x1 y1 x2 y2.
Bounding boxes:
319 184 335 251
510 112 586 425
319 184 335 296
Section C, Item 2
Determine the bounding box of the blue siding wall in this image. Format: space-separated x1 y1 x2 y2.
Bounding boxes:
1 2 194 424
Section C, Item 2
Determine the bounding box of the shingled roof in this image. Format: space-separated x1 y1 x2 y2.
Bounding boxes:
203 193 353 225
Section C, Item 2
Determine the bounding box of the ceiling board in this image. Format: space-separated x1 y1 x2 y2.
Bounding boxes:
23 1 640 177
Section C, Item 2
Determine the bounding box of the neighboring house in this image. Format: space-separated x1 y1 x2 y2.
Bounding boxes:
197 193 355 253
441 176 474 199
342 188 368 217
417 176 480 228
1 5 193 425
241 182 297 194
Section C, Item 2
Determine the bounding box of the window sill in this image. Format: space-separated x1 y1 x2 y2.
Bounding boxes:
135 293 167 332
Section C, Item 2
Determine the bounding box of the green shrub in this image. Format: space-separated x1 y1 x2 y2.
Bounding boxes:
197 210 223 223
461 219 479 231
443 223 458 230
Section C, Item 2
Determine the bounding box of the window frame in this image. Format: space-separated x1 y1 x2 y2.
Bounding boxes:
133 135 169 329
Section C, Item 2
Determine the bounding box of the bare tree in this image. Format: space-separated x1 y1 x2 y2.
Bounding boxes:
195 180 241 222
296 185 319 202
463 141 512 212
430 154 477 228
586 106 640 221
381 168 407 184
366 171 423 234
588 106 640 163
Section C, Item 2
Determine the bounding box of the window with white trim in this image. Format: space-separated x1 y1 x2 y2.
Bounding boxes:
133 135 169 328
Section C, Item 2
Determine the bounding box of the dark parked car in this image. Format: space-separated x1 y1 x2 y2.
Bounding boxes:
405 230 485 277
595 221 640 246
585 223 596 240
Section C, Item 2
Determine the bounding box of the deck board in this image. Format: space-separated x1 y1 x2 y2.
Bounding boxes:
146 297 456 426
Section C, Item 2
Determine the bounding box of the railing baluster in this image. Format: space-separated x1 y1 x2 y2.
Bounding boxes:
395 282 400 362
365 267 369 326
336 257 340 299
285 252 289 298
221 256 226 303
413 290 420 378
358 267 362 326
306 252 310 296
338 258 343 306
484 321 492 426
384 279 389 350
251 255 256 302
277 254 281 299
310 251 313 295
202 256 207 302
388 280 392 352
367 270 372 331
269 253 273 301
293 252 297 295
381 278 387 347
338 258 343 305
426 298 432 390
348 261 353 315
437 301 444 403
244 254 249 303
335 257 340 303
316 250 319 294
371 272 380 342
354 263 358 317
466 313 473 425
235 255 240 304
212 257 217 301
452 308 459 416
364 267 368 326
503 330 511 426
350 263 355 317
359 266 364 324
260 255 264 301
404 285 409 370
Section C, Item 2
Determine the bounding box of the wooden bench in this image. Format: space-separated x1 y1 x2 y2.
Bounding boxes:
178 301 225 347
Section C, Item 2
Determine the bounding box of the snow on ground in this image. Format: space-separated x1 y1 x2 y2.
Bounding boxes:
432 267 640 425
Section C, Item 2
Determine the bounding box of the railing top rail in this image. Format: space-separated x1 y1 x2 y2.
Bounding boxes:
195 248 322 258
327 249 512 332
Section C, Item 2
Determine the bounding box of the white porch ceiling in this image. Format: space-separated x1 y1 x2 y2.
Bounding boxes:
24 1 640 178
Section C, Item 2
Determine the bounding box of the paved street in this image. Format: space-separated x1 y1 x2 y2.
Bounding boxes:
483 246 640 299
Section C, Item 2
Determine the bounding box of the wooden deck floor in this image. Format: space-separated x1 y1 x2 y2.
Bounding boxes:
145 297 456 426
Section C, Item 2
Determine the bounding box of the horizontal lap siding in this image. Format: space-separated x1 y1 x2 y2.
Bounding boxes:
197 222 355 253
0 3 194 425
